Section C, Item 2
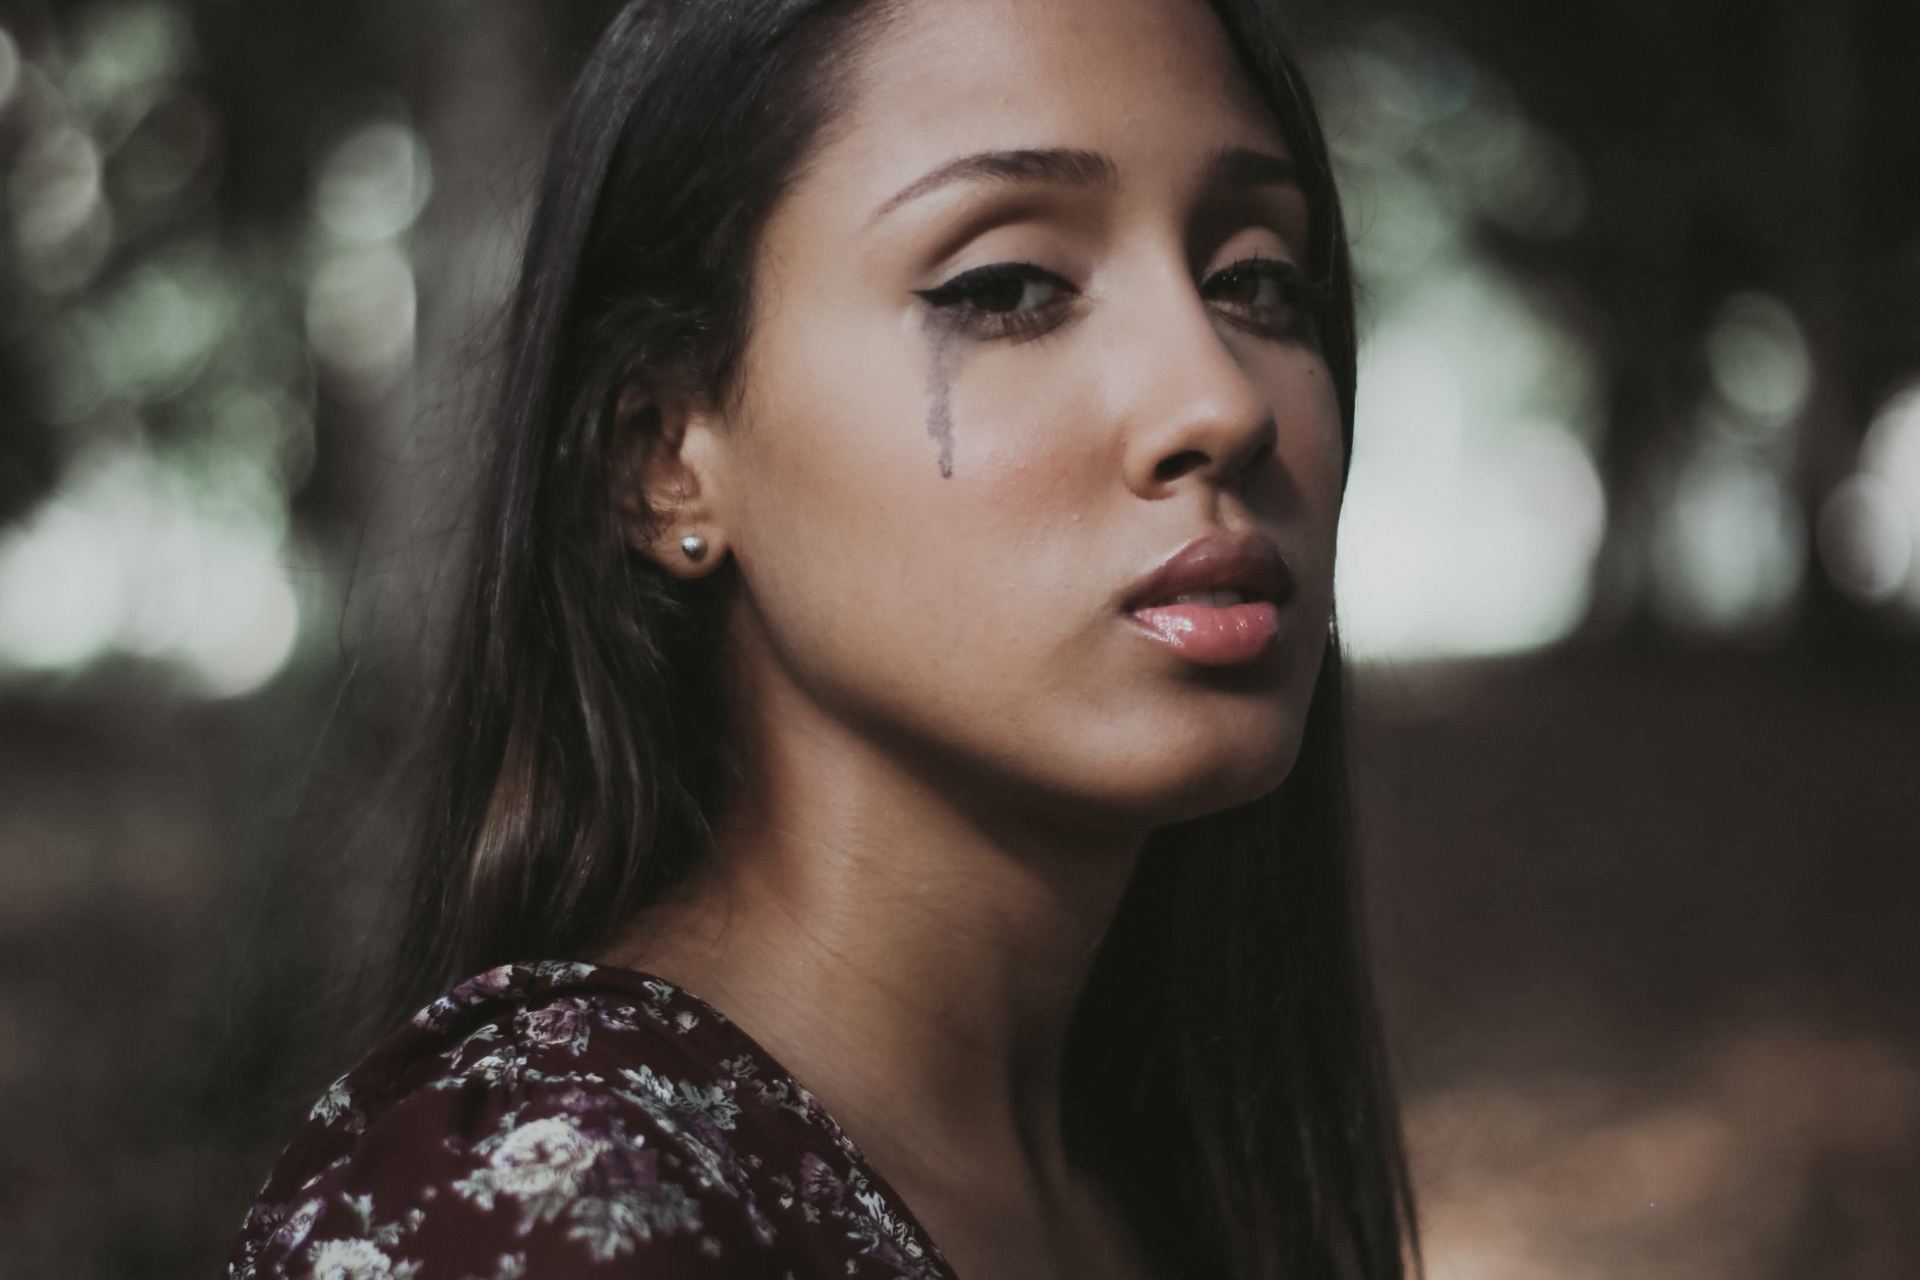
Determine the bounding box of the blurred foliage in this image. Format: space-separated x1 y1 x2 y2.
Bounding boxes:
1315 0 1920 648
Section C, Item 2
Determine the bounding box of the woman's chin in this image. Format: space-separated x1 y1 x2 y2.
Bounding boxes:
1153 769 1295 826
1056 743 1303 830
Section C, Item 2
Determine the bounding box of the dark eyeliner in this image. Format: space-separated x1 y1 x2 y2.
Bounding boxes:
914 261 1079 343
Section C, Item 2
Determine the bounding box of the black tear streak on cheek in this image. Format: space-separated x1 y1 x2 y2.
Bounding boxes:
922 315 962 479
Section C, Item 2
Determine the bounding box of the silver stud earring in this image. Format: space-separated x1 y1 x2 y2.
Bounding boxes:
680 533 707 561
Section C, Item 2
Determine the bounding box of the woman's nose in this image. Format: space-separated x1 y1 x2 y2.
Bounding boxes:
1111 270 1278 498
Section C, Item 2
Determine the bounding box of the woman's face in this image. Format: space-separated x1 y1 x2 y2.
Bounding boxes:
699 0 1345 827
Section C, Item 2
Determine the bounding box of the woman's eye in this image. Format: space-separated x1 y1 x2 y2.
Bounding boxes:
1203 256 1324 344
915 262 1078 342
913 256 1323 346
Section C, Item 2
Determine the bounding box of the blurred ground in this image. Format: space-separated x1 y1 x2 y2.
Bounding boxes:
1 647 1915 1276
1355 648 1920 1278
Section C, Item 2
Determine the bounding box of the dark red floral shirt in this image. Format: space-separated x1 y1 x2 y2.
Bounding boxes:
227 960 959 1278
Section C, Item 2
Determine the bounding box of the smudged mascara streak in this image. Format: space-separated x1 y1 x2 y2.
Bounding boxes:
922 313 962 478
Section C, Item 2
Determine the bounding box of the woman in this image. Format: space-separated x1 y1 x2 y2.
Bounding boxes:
229 0 1419 1275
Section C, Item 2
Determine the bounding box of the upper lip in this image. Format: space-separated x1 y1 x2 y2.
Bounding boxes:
1121 529 1294 611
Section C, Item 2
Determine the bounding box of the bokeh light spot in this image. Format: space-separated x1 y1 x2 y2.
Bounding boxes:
1337 269 1606 660
178 544 300 698
1817 476 1912 604
1706 293 1812 428
1860 382 1920 508
64 0 193 135
1857 382 1920 616
1651 450 1804 635
0 500 125 669
10 124 104 251
315 120 433 243
0 447 304 694
305 244 417 389
102 257 235 398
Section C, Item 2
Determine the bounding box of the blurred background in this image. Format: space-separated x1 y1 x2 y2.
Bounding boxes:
0 0 1914 1275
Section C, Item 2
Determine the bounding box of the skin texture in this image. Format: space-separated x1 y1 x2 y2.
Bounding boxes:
600 0 1346 1273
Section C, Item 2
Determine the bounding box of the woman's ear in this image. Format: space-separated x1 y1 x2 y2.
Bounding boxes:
611 383 730 575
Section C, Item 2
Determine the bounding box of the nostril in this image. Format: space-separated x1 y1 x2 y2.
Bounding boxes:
1153 449 1209 483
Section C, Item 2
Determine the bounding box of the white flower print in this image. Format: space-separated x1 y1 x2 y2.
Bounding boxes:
453 1113 610 1234
853 1184 923 1257
311 1078 353 1123
267 1197 324 1256
723 1054 819 1124
409 995 461 1031
518 1000 590 1052
561 1180 705 1262
458 1253 527 1280
592 1002 645 1035
305 1237 418 1280
473 965 517 994
612 1064 751 1196
834 1168 944 1277
617 1064 741 1132
527 960 595 985
489 1115 607 1199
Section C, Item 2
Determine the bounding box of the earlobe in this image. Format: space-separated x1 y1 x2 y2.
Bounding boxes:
611 383 728 574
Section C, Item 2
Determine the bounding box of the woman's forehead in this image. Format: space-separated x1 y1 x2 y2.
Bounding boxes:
816 0 1289 214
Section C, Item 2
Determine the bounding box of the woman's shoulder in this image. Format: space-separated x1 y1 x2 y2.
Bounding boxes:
227 960 950 1279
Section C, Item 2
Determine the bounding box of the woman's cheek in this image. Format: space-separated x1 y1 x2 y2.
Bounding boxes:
1289 359 1347 505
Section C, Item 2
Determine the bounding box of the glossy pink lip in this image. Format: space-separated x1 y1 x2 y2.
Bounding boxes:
1124 599 1281 665
1118 530 1293 667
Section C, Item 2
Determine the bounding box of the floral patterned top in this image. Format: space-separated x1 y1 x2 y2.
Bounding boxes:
227 960 959 1279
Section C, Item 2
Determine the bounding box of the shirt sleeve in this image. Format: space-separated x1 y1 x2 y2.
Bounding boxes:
232 1069 794 1280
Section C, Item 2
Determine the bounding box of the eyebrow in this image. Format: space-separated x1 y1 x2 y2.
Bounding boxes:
868 144 1298 225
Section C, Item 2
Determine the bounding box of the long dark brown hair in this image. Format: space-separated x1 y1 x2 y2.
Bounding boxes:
386 0 1419 1274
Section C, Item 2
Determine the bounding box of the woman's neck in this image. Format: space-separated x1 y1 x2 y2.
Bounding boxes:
601 820 1143 1193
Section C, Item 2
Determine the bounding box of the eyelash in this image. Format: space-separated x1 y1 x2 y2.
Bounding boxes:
912 255 1327 345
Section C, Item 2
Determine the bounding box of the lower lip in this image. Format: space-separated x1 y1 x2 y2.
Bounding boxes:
1123 601 1281 665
